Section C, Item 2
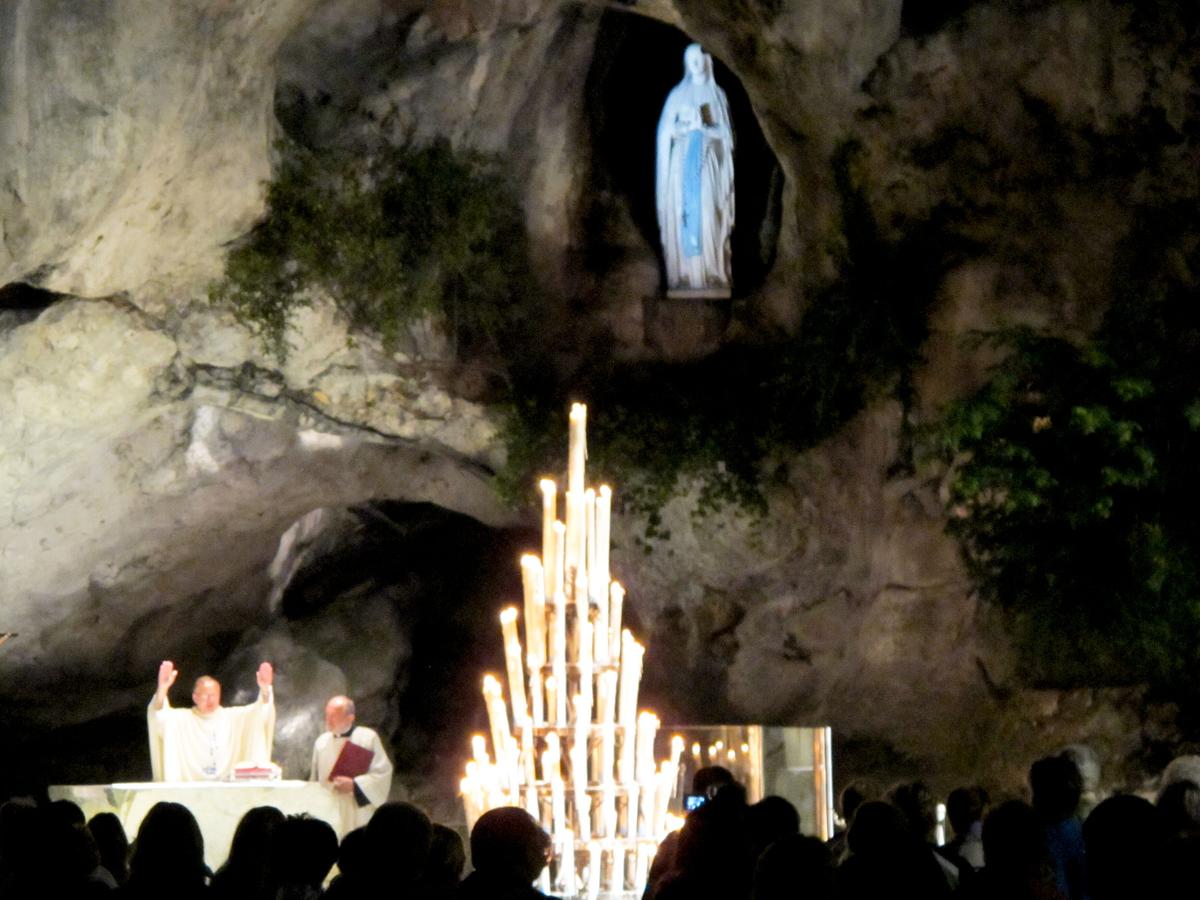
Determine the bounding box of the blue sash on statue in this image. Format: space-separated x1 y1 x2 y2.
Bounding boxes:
682 128 704 258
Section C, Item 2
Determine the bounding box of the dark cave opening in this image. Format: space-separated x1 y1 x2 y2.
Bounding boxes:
584 11 783 298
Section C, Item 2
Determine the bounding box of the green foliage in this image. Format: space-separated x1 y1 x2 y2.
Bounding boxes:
499 141 956 534
928 205 1200 686
209 140 533 360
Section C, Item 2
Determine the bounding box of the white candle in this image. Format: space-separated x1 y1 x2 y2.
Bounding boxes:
521 723 536 786
617 633 643 782
611 842 626 893
520 555 547 665
545 675 559 735
596 485 612 585
482 675 513 789
559 828 576 896
540 479 556 595
634 840 650 894
500 608 528 726
554 521 567 597
609 582 625 663
635 712 659 784
565 489 582 581
587 841 602 899
551 774 567 837
546 520 564 600
670 735 685 770
461 776 482 831
472 733 489 768
578 620 594 725
568 403 587 495
624 782 639 838
576 570 592 671
584 487 597 577
528 664 544 726
654 760 674 837
552 590 568 725
601 782 617 839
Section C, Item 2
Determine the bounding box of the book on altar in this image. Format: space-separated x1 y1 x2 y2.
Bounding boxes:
329 740 374 780
232 761 281 781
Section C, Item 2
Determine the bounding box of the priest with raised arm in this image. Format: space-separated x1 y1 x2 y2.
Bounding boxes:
148 659 276 782
311 695 393 832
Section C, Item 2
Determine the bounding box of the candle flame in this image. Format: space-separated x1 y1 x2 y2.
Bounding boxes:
599 484 612 497
500 607 518 625
540 479 556 493
482 674 501 693
727 749 737 763
691 742 701 757
570 403 586 420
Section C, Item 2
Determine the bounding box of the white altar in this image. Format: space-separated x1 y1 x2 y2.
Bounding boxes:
49 781 344 871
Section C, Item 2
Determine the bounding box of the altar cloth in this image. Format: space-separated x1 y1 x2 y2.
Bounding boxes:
50 780 343 871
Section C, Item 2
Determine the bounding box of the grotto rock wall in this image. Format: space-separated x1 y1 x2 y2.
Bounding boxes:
1 0 1196 796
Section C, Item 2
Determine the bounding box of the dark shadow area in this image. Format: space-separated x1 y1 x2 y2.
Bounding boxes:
276 501 537 791
0 281 62 311
900 0 981 36
584 11 783 297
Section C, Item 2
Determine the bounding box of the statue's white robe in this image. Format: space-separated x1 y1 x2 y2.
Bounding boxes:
310 725 393 833
148 693 275 782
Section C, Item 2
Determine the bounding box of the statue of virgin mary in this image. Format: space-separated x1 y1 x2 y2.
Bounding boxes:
655 43 735 297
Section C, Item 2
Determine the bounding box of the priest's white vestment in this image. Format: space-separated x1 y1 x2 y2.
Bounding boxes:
148 693 276 781
310 725 393 832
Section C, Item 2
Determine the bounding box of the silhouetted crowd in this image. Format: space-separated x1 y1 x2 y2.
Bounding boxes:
3 749 1199 900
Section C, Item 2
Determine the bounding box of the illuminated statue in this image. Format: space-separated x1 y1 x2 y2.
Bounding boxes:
655 43 734 296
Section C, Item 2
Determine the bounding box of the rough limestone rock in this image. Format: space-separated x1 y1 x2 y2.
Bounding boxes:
0 296 511 779
1 0 1195 797
0 0 325 305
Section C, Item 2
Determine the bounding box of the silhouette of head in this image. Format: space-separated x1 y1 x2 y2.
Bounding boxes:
747 795 800 856
470 807 551 885
366 802 433 882
754 834 834 900
1084 794 1169 900
276 814 338 889
128 801 206 894
426 822 466 888
1029 754 1083 821
88 811 130 885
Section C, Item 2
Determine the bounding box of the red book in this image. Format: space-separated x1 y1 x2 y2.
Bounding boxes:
328 740 374 780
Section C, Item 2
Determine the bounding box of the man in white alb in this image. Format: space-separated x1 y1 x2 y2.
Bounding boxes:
148 659 276 781
310 695 393 832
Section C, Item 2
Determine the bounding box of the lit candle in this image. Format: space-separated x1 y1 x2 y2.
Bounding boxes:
472 734 489 768
539 479 556 595
482 675 513 789
500 608 528 726
576 570 592 672
617 632 643 782
578 619 594 725
654 760 674 836
624 782 639 838
635 712 659 784
596 485 611 586
565 489 581 580
608 582 625 663
568 403 587 495
520 555 547 666
691 742 701 759
670 736 685 770
727 748 737 764
461 775 482 831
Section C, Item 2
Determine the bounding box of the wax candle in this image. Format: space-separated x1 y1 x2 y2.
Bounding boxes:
539 480 556 594
500 608 528 726
565 489 581 580
520 555 546 665
584 487 596 577
559 828 576 896
586 841 602 899
568 403 586 495
608 582 625 663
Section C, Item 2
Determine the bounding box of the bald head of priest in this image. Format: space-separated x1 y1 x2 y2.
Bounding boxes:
147 660 277 782
312 694 394 832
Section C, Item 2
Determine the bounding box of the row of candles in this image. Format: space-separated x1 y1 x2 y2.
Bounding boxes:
461 405 684 897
